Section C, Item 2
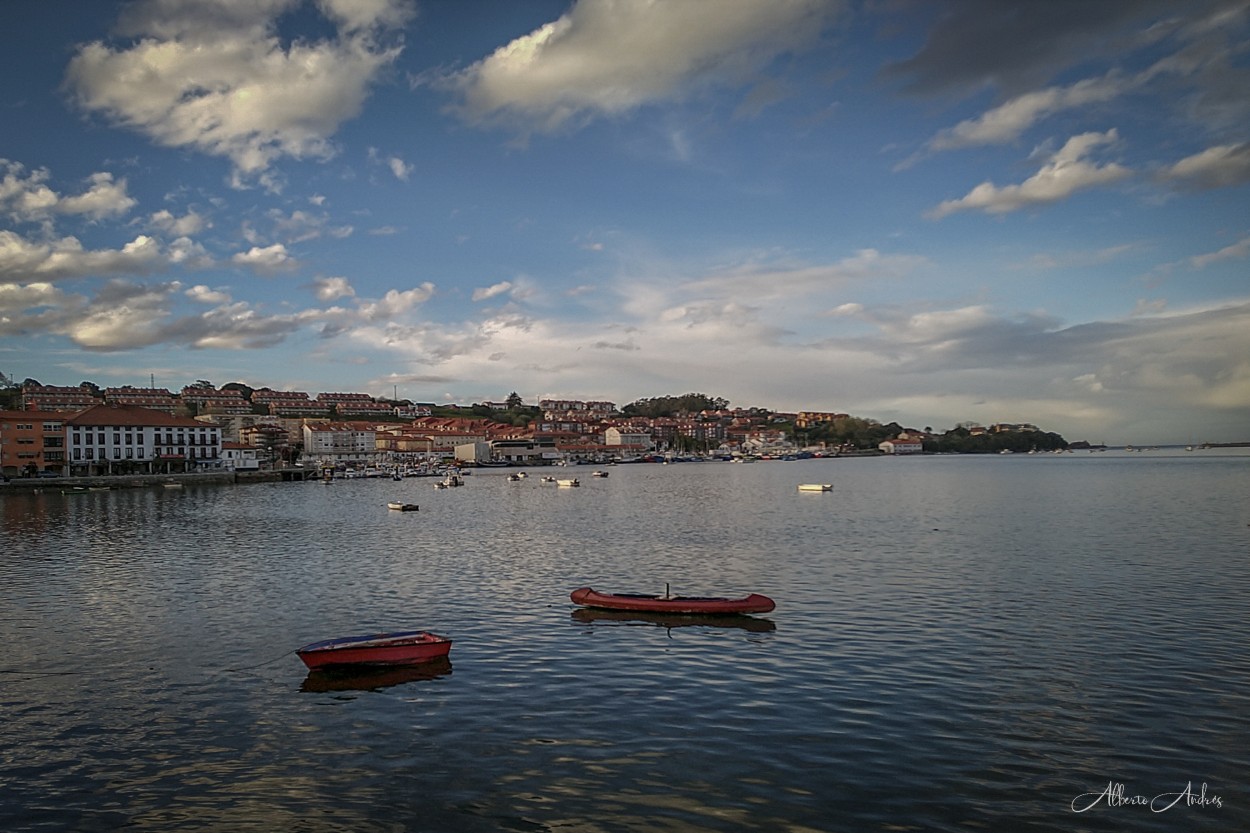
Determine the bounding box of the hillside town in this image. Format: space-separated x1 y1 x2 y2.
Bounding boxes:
0 380 1061 480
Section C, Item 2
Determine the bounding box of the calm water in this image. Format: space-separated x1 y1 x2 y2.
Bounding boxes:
3 451 1248 832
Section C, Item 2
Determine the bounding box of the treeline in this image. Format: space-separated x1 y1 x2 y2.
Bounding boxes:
923 427 1068 454
621 393 730 418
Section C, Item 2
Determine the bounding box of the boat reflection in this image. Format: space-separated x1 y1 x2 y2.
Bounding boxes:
570 607 776 633
299 656 452 692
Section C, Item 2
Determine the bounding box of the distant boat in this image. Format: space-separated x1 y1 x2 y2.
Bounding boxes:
797 483 832 492
556 478 580 487
570 586 775 615
591 470 609 478
386 502 419 512
296 630 452 670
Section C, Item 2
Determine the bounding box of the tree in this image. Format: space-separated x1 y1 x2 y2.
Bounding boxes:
622 393 729 418
506 391 524 410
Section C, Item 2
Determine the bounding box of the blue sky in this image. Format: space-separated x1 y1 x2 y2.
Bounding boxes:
2 0 1248 444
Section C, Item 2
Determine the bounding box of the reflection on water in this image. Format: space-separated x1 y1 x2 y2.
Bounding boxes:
3 453 1250 832
300 656 453 693
570 607 777 632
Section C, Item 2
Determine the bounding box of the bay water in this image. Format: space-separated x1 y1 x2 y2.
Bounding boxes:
3 450 1248 832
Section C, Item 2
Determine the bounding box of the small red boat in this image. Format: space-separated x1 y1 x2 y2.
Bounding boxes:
570 586 775 615
296 630 452 670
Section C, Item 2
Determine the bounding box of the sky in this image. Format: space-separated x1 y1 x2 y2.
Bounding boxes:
2 0 1248 445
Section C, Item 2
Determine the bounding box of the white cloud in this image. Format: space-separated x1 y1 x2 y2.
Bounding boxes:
0 231 163 281
56 172 138 220
1190 235 1250 269
1161 143 1250 190
472 281 513 301
65 0 412 186
1 161 136 222
447 0 840 133
231 243 296 272
312 275 356 300
928 130 1131 218
357 284 435 321
150 208 207 236
928 76 1125 152
388 156 413 181
185 284 232 304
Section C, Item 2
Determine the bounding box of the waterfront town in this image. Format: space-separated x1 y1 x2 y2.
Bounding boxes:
0 380 1059 482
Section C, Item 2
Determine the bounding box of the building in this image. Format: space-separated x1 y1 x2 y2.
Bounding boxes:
20 384 100 412
65 404 222 474
879 436 924 454
604 426 653 450
302 422 379 467
180 386 252 415
253 389 329 417
103 386 177 413
0 410 68 477
795 411 849 429
220 442 260 471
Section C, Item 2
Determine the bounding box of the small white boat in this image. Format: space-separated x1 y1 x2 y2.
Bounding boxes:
387 502 419 512
556 478 580 487
592 470 609 478
797 483 832 492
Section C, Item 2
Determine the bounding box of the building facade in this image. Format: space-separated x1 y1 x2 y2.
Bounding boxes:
65 404 222 474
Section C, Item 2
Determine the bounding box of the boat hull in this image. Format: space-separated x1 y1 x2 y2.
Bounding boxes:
570 586 775 615
296 630 452 670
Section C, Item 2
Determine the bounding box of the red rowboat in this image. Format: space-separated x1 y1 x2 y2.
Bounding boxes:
296 630 452 670
570 586 775 615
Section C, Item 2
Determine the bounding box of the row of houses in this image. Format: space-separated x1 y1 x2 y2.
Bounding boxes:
17 384 424 419
0 405 241 478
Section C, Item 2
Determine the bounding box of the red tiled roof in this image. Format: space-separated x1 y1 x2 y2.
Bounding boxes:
67 404 208 428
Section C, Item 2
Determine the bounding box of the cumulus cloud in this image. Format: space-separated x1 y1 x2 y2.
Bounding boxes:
231 243 296 272
472 281 513 301
357 284 435 321
0 231 164 282
926 76 1126 153
1161 143 1250 190
64 0 413 187
445 0 840 134
1 160 137 222
185 284 231 304
149 208 207 236
928 130 1131 218
388 156 413 181
312 275 356 300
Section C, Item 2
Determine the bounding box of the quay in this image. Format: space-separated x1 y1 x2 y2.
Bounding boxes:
0 467 313 492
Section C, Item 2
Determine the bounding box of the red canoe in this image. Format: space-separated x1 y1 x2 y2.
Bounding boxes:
570 586 775 615
296 630 452 670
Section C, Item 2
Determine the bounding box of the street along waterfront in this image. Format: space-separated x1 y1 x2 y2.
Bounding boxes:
2 450 1248 832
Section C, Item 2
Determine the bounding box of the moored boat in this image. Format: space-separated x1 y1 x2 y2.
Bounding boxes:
296 630 452 670
386 502 419 511
797 483 832 492
570 586 775 615
556 478 580 487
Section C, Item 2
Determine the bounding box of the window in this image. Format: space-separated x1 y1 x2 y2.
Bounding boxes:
85 448 94 459
113 448 121 459
126 448 133 459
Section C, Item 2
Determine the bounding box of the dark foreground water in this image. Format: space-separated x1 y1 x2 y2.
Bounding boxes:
3 450 1248 832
